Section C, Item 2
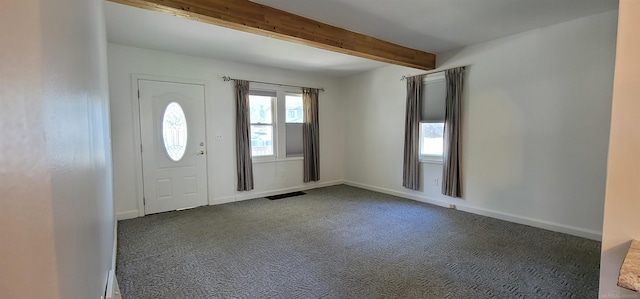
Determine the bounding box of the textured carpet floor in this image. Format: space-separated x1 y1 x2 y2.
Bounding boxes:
117 185 601 299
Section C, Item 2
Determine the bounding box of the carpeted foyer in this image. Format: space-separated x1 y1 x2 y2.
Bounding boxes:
116 185 600 299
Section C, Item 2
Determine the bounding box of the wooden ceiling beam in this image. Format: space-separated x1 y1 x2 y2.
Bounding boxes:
108 0 436 70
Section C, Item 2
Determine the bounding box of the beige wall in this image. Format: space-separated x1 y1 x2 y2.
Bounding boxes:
599 1 640 298
0 1 59 297
0 0 115 298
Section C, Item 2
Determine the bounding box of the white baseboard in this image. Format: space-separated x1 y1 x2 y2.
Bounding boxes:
105 269 122 299
211 196 237 205
344 180 452 208
117 180 601 240
235 180 344 202
116 210 139 220
458 203 602 241
118 181 344 219
315 180 345 188
212 180 344 204
343 180 602 241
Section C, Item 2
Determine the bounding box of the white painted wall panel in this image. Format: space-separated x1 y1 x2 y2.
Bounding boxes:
343 11 617 239
108 44 345 218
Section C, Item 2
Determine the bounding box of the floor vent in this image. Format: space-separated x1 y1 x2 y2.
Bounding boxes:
266 191 306 200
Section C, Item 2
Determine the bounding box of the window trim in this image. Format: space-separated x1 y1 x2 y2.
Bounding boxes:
249 84 304 162
253 156 303 164
420 155 443 164
249 90 276 160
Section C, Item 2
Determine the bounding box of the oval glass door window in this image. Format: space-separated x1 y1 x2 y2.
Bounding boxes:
162 102 188 161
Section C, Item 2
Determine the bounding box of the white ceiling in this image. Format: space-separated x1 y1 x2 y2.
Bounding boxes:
104 2 388 77
252 0 618 53
105 0 618 77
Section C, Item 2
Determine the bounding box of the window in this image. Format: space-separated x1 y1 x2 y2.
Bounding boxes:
249 86 304 160
420 74 446 162
249 91 275 157
285 94 303 123
420 123 444 158
162 102 188 161
285 94 304 157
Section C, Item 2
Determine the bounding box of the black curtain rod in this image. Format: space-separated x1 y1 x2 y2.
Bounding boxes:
222 76 325 92
400 65 468 81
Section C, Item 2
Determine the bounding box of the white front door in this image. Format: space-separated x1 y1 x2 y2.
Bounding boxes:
138 80 208 214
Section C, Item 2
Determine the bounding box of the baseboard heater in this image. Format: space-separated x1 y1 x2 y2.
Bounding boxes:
266 191 306 200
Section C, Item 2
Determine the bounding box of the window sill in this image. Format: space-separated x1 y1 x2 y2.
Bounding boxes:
420 157 443 165
253 156 303 164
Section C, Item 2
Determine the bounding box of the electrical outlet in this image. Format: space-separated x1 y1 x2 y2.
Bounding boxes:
433 178 439 186
215 135 223 141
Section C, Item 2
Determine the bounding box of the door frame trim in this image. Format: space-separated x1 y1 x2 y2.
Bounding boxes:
130 74 210 217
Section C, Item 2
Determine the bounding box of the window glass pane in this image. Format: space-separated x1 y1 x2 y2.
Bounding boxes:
249 95 273 124
421 123 444 156
251 125 274 156
285 94 303 123
162 102 188 161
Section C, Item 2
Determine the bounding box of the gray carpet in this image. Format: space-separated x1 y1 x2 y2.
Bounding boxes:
116 185 601 299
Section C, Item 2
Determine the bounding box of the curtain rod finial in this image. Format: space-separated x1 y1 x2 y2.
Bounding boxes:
223 76 233 82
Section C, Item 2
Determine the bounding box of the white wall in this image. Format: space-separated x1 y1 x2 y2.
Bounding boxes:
108 44 345 219
343 10 617 240
599 1 640 297
0 0 114 298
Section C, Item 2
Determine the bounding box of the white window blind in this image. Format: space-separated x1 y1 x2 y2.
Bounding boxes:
251 90 277 98
420 74 446 123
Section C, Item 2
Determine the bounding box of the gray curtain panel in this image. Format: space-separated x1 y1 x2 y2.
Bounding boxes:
403 75 424 190
302 88 320 182
442 67 465 197
235 80 254 191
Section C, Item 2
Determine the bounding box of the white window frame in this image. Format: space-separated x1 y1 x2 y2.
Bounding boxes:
250 83 303 163
249 90 276 160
